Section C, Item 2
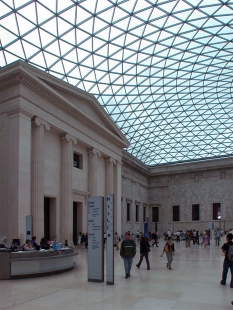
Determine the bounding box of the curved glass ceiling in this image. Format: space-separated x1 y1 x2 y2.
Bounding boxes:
1 0 233 165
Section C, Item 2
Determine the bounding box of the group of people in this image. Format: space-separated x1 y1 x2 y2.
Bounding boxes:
120 230 175 278
77 232 88 249
120 228 233 297
23 236 50 251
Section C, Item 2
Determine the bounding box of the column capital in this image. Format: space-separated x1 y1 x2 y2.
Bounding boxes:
117 160 123 166
105 156 116 165
32 116 50 131
87 147 101 157
60 133 77 145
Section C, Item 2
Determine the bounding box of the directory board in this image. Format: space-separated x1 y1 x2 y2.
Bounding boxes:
106 194 114 285
88 196 104 282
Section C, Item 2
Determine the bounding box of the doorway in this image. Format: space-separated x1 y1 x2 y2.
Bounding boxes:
44 197 56 241
73 201 83 245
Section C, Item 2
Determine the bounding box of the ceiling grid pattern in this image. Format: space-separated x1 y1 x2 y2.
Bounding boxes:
1 0 233 165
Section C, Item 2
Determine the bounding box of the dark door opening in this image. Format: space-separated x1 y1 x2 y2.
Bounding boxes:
44 197 50 240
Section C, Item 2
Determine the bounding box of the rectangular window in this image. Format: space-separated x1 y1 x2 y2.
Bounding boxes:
143 206 146 223
127 202 130 221
213 203 221 220
135 205 139 222
152 207 159 222
173 205 180 221
192 204 200 221
73 152 83 169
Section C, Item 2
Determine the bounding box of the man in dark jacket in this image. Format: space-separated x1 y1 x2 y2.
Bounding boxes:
220 233 233 288
120 231 136 278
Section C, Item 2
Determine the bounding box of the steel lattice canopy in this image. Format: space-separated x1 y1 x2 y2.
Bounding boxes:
1 0 233 166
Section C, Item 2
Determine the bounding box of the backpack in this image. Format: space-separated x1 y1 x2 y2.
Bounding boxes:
228 244 233 261
118 236 121 242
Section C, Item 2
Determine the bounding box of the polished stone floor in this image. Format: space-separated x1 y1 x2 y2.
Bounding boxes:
0 237 233 310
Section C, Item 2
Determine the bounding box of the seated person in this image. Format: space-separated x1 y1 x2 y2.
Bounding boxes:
30 236 39 249
40 237 50 250
24 239 34 251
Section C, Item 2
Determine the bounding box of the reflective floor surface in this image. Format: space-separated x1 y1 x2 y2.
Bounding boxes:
0 238 232 310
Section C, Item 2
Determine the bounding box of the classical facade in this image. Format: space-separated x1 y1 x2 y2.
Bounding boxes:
122 151 233 234
1 61 233 245
0 61 129 244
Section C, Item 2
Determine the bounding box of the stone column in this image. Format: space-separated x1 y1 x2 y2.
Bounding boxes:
114 161 122 235
31 117 50 241
60 133 77 244
87 148 101 197
7 107 32 243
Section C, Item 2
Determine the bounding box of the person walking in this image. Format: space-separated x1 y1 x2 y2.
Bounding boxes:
152 231 159 247
120 231 136 279
215 228 221 246
136 236 151 270
220 233 233 288
163 237 175 270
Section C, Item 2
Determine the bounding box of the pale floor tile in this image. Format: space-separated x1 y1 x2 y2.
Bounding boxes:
0 239 233 310
133 297 176 309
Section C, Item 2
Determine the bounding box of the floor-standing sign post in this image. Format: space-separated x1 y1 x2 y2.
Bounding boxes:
106 194 114 285
88 196 104 282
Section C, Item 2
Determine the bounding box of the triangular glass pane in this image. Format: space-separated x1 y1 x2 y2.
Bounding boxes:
7 40 24 58
36 2 54 24
0 27 18 47
58 17 73 36
18 2 37 25
22 40 40 59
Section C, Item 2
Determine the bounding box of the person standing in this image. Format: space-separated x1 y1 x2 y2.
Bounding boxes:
115 232 120 250
215 228 221 246
176 231 180 242
203 231 209 249
163 237 175 270
220 233 233 288
77 232 82 250
136 236 151 270
185 231 191 247
196 230 200 245
120 231 136 279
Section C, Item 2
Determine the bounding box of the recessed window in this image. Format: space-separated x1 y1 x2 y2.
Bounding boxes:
213 203 221 220
127 202 131 221
143 206 146 223
192 204 200 221
173 205 180 221
135 205 139 222
152 206 159 222
73 152 83 169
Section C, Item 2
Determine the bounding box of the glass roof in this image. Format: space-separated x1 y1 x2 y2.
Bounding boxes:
1 0 233 166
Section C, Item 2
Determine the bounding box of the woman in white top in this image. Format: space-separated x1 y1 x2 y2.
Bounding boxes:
77 233 82 249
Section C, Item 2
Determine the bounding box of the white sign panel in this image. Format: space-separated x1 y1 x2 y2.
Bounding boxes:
106 194 114 285
88 196 104 282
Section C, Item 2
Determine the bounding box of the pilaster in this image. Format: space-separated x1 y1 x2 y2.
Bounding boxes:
87 147 101 197
31 116 50 240
60 133 77 243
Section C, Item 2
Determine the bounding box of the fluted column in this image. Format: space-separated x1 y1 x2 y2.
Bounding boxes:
114 161 123 235
105 157 116 196
87 148 101 197
31 117 50 241
60 133 77 243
